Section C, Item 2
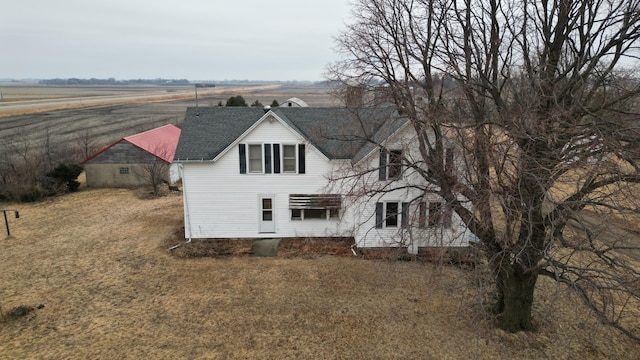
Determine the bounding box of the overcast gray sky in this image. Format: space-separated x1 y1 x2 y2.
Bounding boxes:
1 0 352 81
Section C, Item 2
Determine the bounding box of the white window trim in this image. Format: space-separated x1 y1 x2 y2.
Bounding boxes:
248 143 264 174
383 201 400 228
289 194 341 221
420 201 452 229
291 208 338 221
281 144 298 174
387 149 403 180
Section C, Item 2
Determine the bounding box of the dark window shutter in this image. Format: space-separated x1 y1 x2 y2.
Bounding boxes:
273 144 281 173
375 202 383 229
298 144 306 174
379 149 387 181
443 204 452 228
239 144 246 174
401 202 409 228
264 144 272 174
419 202 427 228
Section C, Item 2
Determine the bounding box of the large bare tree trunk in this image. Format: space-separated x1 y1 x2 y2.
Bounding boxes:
496 264 538 332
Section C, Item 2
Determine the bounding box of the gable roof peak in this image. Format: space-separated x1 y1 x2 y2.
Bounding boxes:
174 106 404 162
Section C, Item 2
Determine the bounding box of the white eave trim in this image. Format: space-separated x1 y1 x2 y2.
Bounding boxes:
172 156 214 163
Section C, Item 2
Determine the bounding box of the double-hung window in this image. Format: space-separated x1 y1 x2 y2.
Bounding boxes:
282 145 297 173
419 201 452 229
428 202 442 227
385 202 399 227
379 149 403 180
388 150 403 179
248 144 263 173
375 202 409 229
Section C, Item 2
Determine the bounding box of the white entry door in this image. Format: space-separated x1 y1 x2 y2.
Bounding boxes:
259 195 275 233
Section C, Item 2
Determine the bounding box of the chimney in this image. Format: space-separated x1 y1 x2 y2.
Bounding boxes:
346 84 365 108
263 105 271 113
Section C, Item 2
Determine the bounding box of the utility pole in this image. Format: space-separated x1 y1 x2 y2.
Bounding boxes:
2 209 19 237
195 83 200 116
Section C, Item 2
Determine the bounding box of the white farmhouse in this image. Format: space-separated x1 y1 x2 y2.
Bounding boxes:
173 106 470 253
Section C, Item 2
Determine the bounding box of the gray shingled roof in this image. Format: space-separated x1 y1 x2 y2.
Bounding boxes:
174 106 406 162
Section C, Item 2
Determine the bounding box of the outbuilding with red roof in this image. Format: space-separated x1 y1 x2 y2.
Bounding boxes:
83 124 181 188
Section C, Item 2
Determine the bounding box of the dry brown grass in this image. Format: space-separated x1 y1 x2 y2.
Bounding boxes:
0 188 639 359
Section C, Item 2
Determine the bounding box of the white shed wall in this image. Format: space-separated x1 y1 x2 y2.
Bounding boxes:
169 163 181 183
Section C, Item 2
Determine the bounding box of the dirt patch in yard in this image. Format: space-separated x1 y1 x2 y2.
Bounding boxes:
166 230 355 259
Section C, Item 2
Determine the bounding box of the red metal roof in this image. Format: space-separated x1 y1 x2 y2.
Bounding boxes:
83 124 181 164
124 124 181 163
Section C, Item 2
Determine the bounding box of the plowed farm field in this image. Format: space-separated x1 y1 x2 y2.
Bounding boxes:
0 83 339 152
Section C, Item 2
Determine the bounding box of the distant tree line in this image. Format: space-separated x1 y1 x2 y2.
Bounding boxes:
224 96 279 107
38 78 192 86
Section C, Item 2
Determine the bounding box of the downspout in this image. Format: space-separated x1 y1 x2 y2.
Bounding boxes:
178 163 192 243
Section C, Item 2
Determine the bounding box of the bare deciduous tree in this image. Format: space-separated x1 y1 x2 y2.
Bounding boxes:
74 130 100 163
328 0 640 338
133 146 171 196
5 131 46 189
0 125 86 200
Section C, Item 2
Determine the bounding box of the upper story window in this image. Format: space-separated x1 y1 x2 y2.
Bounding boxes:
379 149 403 181
239 143 306 174
388 150 403 179
283 145 297 173
248 144 263 173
